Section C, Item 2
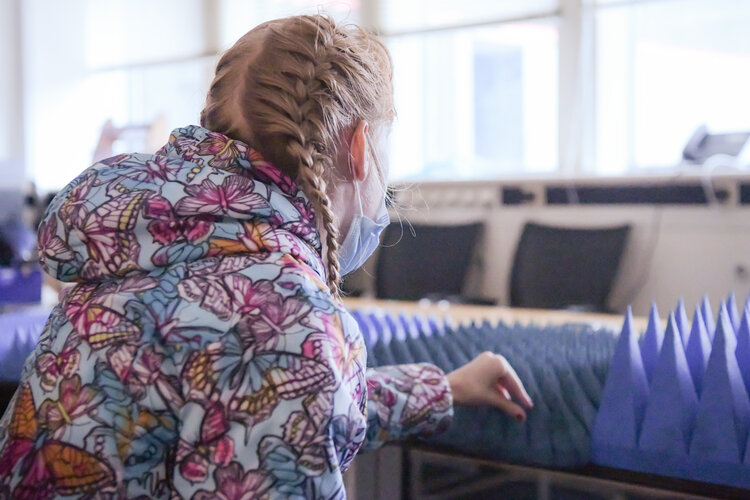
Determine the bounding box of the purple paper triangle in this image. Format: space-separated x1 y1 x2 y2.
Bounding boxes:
689 305 750 463
641 302 664 383
719 300 737 342
735 310 750 399
701 295 716 341
384 313 407 342
593 307 650 449
638 313 698 454
368 311 390 344
351 310 374 346
675 298 690 347
728 292 741 334
685 307 711 396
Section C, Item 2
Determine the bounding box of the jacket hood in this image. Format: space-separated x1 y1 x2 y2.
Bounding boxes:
38 125 325 283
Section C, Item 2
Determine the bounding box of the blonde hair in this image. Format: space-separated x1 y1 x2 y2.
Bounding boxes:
201 15 393 297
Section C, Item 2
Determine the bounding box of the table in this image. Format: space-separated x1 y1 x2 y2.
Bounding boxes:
343 297 650 332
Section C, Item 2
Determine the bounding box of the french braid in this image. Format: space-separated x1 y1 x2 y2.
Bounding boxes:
201 15 393 297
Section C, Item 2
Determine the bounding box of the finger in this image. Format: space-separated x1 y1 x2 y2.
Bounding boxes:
489 390 527 421
496 384 511 400
496 360 533 409
490 354 533 408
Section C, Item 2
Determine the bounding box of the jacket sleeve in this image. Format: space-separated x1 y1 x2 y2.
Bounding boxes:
362 363 453 451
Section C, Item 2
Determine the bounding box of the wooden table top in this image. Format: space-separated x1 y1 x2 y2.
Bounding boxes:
343 298 650 333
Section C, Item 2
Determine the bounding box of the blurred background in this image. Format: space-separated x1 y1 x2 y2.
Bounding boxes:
1 0 750 314
2 3 750 497
2 0 749 190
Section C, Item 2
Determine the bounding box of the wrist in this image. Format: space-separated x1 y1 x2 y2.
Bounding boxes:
446 371 464 406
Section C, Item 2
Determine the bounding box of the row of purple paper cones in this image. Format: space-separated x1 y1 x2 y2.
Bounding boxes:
591 292 750 487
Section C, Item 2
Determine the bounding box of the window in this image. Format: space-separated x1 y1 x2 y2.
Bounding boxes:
21 0 360 192
387 21 559 180
15 0 750 189
594 0 750 173
21 0 217 191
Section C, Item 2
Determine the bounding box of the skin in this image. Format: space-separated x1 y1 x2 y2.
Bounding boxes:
330 120 386 241
332 121 534 421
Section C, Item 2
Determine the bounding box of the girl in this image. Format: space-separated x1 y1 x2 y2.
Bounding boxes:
0 15 532 499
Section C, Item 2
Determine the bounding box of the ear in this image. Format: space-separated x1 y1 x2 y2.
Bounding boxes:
349 120 369 182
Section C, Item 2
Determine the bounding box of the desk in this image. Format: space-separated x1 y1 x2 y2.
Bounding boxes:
344 297 650 332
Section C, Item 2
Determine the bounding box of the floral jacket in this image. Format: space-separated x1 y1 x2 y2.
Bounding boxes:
0 125 453 499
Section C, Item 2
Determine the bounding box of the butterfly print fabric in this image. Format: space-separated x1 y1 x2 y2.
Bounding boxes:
0 125 453 499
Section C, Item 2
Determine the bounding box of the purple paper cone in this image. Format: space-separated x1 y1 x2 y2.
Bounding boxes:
685 307 711 396
675 298 691 347
689 305 750 463
593 307 650 450
701 295 716 341
639 313 698 455
641 302 664 384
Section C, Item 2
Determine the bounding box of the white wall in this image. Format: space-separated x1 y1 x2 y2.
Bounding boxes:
0 0 24 189
373 175 750 317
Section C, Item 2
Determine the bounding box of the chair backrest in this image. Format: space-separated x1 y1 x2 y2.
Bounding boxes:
375 222 483 301
509 222 631 312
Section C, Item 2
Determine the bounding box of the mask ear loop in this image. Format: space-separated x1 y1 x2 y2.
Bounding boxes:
349 154 365 217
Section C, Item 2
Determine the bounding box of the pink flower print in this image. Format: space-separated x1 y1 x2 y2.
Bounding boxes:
181 344 223 402
119 156 181 185
175 176 268 218
0 385 114 497
38 375 102 439
290 197 315 225
177 258 261 322
177 444 210 483
59 170 98 227
178 274 234 322
171 132 202 160
208 220 291 259
214 255 255 274
302 313 364 396
228 275 274 316
196 133 248 171
144 195 214 246
282 220 318 243
143 194 173 219
35 343 81 392
81 191 146 278
367 378 398 431
248 148 298 196
236 221 282 253
106 343 137 382
177 402 235 483
281 411 319 448
143 157 179 184
131 345 164 385
393 365 452 428
229 277 310 348
194 462 272 500
37 214 74 262
63 283 142 350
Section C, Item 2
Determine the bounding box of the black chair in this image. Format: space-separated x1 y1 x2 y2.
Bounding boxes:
375 222 487 303
509 222 630 313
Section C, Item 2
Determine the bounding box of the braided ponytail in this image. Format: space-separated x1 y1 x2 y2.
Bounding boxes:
201 15 393 297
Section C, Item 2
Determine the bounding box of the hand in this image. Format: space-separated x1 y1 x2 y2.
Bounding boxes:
446 351 534 421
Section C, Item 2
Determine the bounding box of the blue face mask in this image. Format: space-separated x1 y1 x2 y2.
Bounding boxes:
338 181 389 276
